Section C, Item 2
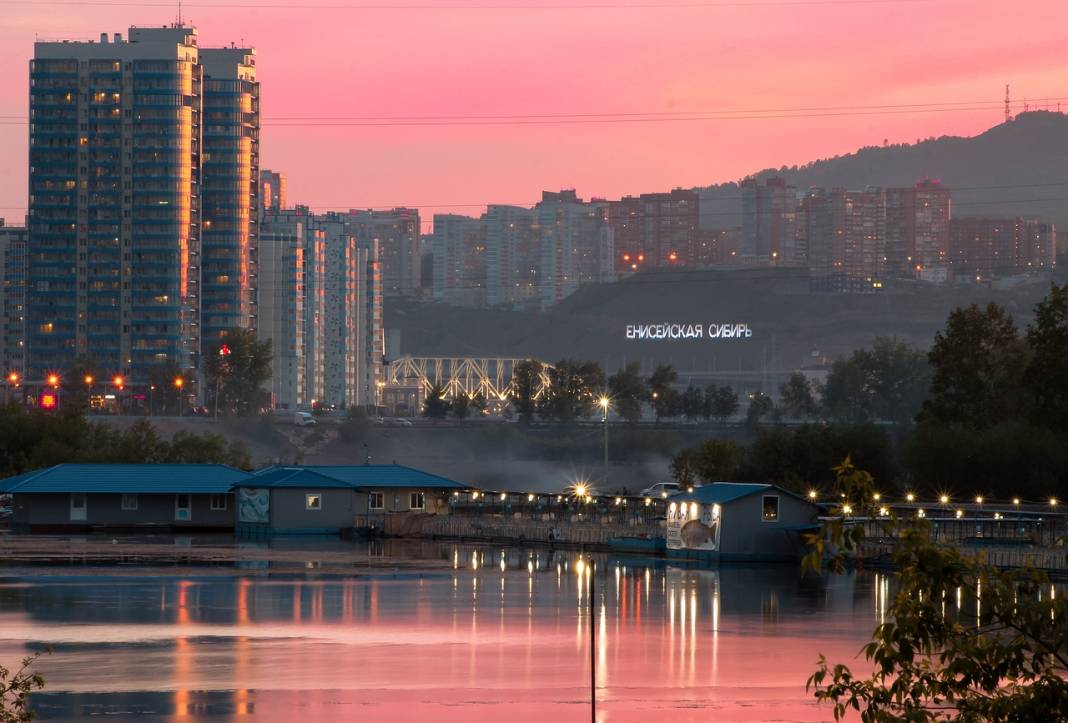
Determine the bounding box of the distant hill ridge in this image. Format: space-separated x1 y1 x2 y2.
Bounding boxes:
696 111 1068 229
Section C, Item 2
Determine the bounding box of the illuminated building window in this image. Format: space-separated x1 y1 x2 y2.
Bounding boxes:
762 495 779 522
305 493 322 511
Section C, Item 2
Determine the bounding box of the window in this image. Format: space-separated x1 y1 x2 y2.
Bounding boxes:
210 494 228 511
305 493 322 511
369 491 384 511
121 494 138 510
762 495 779 522
409 492 425 511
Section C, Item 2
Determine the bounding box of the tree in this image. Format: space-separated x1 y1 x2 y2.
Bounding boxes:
469 392 488 417
670 439 738 486
681 385 705 421
607 362 646 424
1 653 45 723
779 372 817 419
338 406 369 444
422 383 450 419
746 392 774 426
1025 283 1068 433
146 361 189 416
451 392 471 423
203 328 273 416
647 365 678 421
509 359 543 424
62 354 102 411
804 460 1068 722
922 303 1030 428
822 337 930 426
704 384 739 422
539 359 604 424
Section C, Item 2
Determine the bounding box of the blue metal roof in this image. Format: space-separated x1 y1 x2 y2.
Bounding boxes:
238 467 353 489
673 483 776 505
0 464 251 494
250 464 466 490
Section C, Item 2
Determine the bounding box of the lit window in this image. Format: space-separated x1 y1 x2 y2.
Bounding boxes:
369 491 384 510
121 494 138 510
305 493 321 511
762 495 779 522
409 492 425 511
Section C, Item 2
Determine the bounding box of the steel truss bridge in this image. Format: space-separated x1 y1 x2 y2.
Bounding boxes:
384 357 553 401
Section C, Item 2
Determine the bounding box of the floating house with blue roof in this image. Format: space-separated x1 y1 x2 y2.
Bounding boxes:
665 482 820 562
0 464 252 532
235 464 467 537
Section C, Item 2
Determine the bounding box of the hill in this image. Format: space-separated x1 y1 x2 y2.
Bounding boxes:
697 111 1068 229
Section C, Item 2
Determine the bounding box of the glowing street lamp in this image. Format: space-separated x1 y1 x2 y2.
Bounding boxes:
47 374 59 388
7 372 18 386
174 377 184 417
112 375 124 390
906 492 915 503
598 395 610 486
807 489 818 501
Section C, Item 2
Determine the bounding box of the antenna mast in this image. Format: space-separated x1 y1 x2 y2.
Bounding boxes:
1004 84 1011 123
178 0 183 25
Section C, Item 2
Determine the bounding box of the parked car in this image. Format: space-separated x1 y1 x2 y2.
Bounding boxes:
640 482 681 498
294 411 317 427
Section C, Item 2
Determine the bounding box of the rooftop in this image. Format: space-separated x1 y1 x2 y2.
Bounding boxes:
0 464 250 495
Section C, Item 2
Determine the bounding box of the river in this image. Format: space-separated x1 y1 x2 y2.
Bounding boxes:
0 539 888 722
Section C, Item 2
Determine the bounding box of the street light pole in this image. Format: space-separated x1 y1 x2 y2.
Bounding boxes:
599 397 610 488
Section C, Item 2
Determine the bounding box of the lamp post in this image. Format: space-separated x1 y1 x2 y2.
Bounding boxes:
84 375 93 412
174 377 184 417
598 396 610 486
216 343 232 419
112 376 124 414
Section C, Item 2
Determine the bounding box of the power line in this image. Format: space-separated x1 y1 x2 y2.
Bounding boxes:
2 0 933 10
0 102 1043 128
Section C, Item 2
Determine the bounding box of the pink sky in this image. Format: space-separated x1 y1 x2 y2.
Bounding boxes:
2 0 1067 229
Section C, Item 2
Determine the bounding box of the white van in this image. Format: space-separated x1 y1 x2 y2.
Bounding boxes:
294 411 317 427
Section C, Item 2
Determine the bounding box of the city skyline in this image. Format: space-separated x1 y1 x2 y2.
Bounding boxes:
2 0 1068 228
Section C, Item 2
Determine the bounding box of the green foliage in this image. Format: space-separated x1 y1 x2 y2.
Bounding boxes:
1025 283 1068 433
704 384 739 421
779 372 818 419
538 359 605 424
451 392 471 422
804 460 1068 722
338 407 369 444
145 361 190 416
0 653 45 723
822 337 930 426
469 392 488 416
669 439 738 486
922 303 1030 428
0 404 252 474
681 385 705 421
746 392 774 426
741 423 896 490
607 362 646 424
203 328 273 417
422 383 450 420
508 359 543 424
647 364 678 421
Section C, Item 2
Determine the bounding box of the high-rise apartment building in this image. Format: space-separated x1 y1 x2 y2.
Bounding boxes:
948 217 1056 277
484 205 537 309
608 189 697 271
260 207 384 409
200 46 259 342
345 208 420 298
27 26 258 383
0 222 28 378
802 187 886 291
259 169 287 215
740 177 798 263
885 179 950 276
432 214 486 306
257 215 304 410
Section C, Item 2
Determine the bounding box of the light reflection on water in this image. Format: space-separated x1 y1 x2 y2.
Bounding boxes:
0 541 887 722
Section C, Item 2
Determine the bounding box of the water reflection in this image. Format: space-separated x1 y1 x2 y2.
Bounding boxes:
0 542 888 722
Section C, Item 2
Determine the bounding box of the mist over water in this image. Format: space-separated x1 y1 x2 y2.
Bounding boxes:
0 542 885 722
